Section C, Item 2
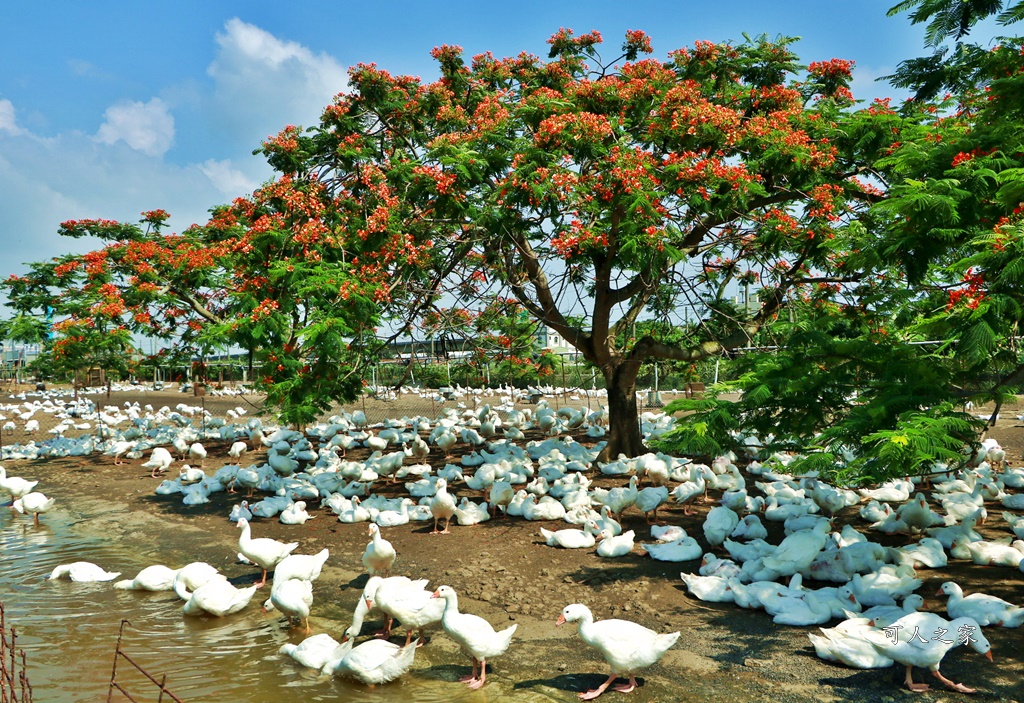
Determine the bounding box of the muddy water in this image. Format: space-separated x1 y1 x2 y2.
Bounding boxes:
0 508 508 703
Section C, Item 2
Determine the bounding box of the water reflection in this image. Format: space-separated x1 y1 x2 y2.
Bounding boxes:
0 507 529 703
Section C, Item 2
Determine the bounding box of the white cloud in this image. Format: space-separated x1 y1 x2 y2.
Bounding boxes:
0 20 343 296
200 158 263 198
96 98 175 157
0 99 22 135
0 123 224 275
207 18 348 142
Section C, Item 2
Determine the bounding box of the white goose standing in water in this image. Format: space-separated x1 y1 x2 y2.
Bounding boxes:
236 518 298 587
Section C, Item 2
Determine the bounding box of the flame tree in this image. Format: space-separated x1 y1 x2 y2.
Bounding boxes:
252 30 905 458
4 29 916 452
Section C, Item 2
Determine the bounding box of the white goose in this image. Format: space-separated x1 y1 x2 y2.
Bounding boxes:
280 633 352 670
858 594 926 628
760 521 830 577
171 562 226 600
672 464 711 515
540 521 601 549
455 497 491 526
634 485 669 524
936 581 1024 627
702 506 740 547
274 548 330 583
639 533 702 562
521 494 567 522
761 590 834 626
0 466 38 500
849 566 923 607
891 537 948 569
926 515 983 549
228 501 253 523
322 639 418 686
279 501 313 525
338 496 372 524
730 514 769 541
809 617 895 669
950 535 1024 567
1003 510 1024 539
858 478 912 503
263 577 314 632
431 585 517 690
596 529 635 558
142 447 174 478
236 517 299 587
556 603 679 700
367 577 445 645
593 475 639 518
679 573 735 603
429 478 457 534
362 523 397 576
861 612 991 693
374 497 414 527
595 506 622 537
181 579 258 617
48 561 121 582
113 564 179 591
12 491 55 525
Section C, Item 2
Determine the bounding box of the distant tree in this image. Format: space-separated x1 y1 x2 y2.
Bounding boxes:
2 204 380 425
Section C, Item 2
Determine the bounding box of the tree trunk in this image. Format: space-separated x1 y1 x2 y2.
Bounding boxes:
598 360 645 461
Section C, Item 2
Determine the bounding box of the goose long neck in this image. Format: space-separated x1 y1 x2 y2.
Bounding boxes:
172 575 191 601
349 596 369 636
440 592 459 617
575 608 597 645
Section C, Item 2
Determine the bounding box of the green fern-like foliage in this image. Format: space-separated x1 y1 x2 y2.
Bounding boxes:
859 404 982 479
654 389 742 458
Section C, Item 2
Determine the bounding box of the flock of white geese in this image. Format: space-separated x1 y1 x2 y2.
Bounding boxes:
3 384 1024 696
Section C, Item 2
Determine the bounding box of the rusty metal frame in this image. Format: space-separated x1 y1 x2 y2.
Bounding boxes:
0 602 33 703
106 620 184 703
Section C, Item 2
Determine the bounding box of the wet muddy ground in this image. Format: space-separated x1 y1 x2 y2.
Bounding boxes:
3 388 1024 702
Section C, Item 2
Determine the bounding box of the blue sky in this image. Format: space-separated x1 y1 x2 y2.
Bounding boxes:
0 1 936 278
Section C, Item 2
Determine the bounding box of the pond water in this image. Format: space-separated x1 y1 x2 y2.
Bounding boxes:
0 507 514 703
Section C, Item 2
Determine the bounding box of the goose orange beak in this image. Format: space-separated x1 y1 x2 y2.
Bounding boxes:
985 650 993 661
431 589 440 598
555 614 566 626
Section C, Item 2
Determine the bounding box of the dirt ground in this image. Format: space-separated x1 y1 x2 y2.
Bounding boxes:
6 388 1024 702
